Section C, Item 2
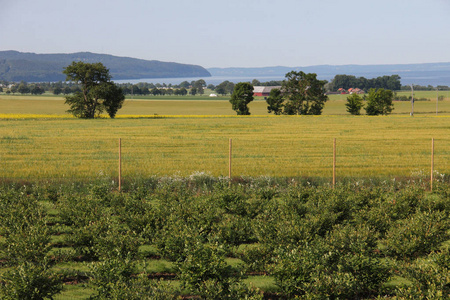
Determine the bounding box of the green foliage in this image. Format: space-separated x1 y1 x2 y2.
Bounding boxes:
154 221 203 262
2 222 51 265
115 195 157 241
229 82 254 115
65 214 141 261
345 93 364 115
0 262 63 300
176 242 236 290
90 256 181 299
0 181 449 299
365 88 394 115
215 80 235 95
89 257 135 299
63 61 125 118
328 74 401 92
395 249 450 298
55 185 142 261
239 245 273 273
197 280 263 300
280 71 328 115
265 88 284 115
272 224 389 299
0 189 51 265
176 242 262 299
382 210 450 259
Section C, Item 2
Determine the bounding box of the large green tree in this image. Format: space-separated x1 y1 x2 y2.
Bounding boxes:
345 93 364 115
365 88 394 115
216 81 235 96
266 88 284 115
63 62 125 118
192 79 205 95
229 82 254 115
268 71 328 115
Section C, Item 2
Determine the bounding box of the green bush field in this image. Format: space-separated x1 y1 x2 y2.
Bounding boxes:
0 180 449 299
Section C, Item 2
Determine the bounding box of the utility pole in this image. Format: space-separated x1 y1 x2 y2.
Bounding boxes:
410 84 414 116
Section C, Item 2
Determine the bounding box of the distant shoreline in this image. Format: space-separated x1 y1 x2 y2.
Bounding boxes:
115 73 450 87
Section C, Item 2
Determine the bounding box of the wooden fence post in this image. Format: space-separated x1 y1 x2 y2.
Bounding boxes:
431 138 434 192
333 138 336 188
119 138 122 192
229 138 232 186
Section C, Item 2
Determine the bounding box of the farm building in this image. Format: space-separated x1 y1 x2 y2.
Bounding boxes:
338 87 365 94
348 88 364 94
253 86 281 97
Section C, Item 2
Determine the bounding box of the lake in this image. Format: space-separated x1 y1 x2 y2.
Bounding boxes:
115 73 450 87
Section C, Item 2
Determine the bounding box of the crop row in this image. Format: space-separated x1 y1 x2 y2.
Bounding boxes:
0 177 449 299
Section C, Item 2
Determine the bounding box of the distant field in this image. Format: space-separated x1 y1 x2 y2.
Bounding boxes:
0 91 449 116
0 91 449 181
0 115 448 180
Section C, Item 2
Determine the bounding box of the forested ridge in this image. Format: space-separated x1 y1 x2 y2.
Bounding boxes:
0 51 211 82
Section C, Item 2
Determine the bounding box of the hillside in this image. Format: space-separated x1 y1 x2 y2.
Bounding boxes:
208 63 450 86
0 51 211 82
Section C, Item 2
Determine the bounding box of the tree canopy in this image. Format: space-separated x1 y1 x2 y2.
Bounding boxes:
266 71 328 115
345 93 364 115
266 88 284 115
216 81 235 96
63 62 125 118
365 88 394 115
229 82 254 115
328 74 401 92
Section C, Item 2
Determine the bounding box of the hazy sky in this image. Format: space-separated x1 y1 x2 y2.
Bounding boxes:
1 0 450 68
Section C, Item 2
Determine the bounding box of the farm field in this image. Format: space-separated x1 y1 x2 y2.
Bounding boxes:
0 116 449 180
0 92 449 299
0 91 449 181
0 91 450 116
0 180 449 299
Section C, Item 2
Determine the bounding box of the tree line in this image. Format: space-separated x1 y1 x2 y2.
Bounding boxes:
0 61 444 119
2 73 448 97
230 71 396 116
326 74 402 92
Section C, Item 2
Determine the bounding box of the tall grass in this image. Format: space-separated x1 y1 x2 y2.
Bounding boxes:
0 116 448 180
1 92 450 116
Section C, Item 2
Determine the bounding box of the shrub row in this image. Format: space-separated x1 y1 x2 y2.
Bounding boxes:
0 179 449 299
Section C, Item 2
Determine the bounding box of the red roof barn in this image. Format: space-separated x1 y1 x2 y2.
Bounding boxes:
253 86 281 97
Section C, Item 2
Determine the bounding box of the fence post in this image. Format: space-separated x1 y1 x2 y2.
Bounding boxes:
229 138 232 186
119 138 122 192
431 138 434 192
333 138 336 188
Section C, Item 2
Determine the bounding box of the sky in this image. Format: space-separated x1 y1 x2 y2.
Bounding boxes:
1 0 450 68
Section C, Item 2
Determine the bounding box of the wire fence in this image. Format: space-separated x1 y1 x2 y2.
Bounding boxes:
1 137 449 188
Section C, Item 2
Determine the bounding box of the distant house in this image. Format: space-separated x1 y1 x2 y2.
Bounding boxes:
253 86 281 97
338 87 364 95
348 88 364 94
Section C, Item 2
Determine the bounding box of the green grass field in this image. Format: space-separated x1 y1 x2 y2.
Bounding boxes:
1 91 449 116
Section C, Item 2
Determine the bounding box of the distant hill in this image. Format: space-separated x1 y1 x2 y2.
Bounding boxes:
208 63 450 86
0 51 211 82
